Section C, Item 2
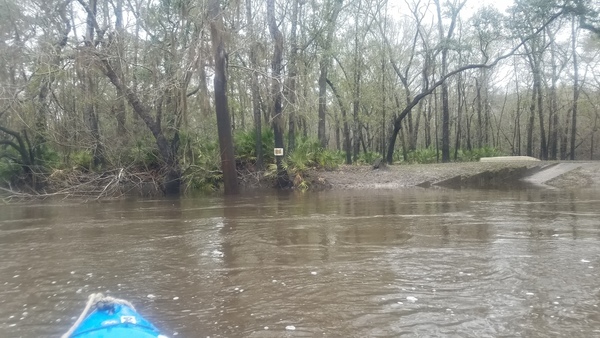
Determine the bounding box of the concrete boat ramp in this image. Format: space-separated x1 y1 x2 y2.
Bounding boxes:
434 158 598 189
521 162 585 185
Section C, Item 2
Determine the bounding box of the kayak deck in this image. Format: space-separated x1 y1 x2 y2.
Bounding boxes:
63 294 167 338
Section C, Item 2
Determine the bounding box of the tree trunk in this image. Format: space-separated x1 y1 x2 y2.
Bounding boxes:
317 0 342 148
327 79 352 164
434 0 465 163
513 60 522 155
34 0 71 164
352 0 363 162
526 85 536 157
476 78 484 148
209 0 238 195
570 17 579 160
548 28 559 160
454 73 464 160
483 69 491 146
0 125 35 186
381 59 387 157
535 68 547 159
474 68 491 148
523 39 547 160
113 0 126 136
352 60 361 162
286 0 300 153
84 0 104 167
267 0 289 188
317 64 328 148
440 55 450 162
246 0 263 170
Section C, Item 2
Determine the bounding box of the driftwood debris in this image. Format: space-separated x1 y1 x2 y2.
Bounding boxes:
1 168 162 202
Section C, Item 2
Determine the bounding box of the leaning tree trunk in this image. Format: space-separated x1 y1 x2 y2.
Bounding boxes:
78 0 182 194
100 61 182 194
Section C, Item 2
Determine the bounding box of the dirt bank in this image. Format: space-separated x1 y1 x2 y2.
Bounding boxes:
305 161 600 190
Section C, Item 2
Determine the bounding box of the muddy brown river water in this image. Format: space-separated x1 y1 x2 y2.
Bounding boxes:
1 187 600 337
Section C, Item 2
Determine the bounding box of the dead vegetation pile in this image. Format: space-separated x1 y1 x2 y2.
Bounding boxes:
1 168 163 202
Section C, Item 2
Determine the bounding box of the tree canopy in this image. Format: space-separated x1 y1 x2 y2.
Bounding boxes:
1 0 600 195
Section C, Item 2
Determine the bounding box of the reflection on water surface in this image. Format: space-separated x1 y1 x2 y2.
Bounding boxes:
1 188 600 337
